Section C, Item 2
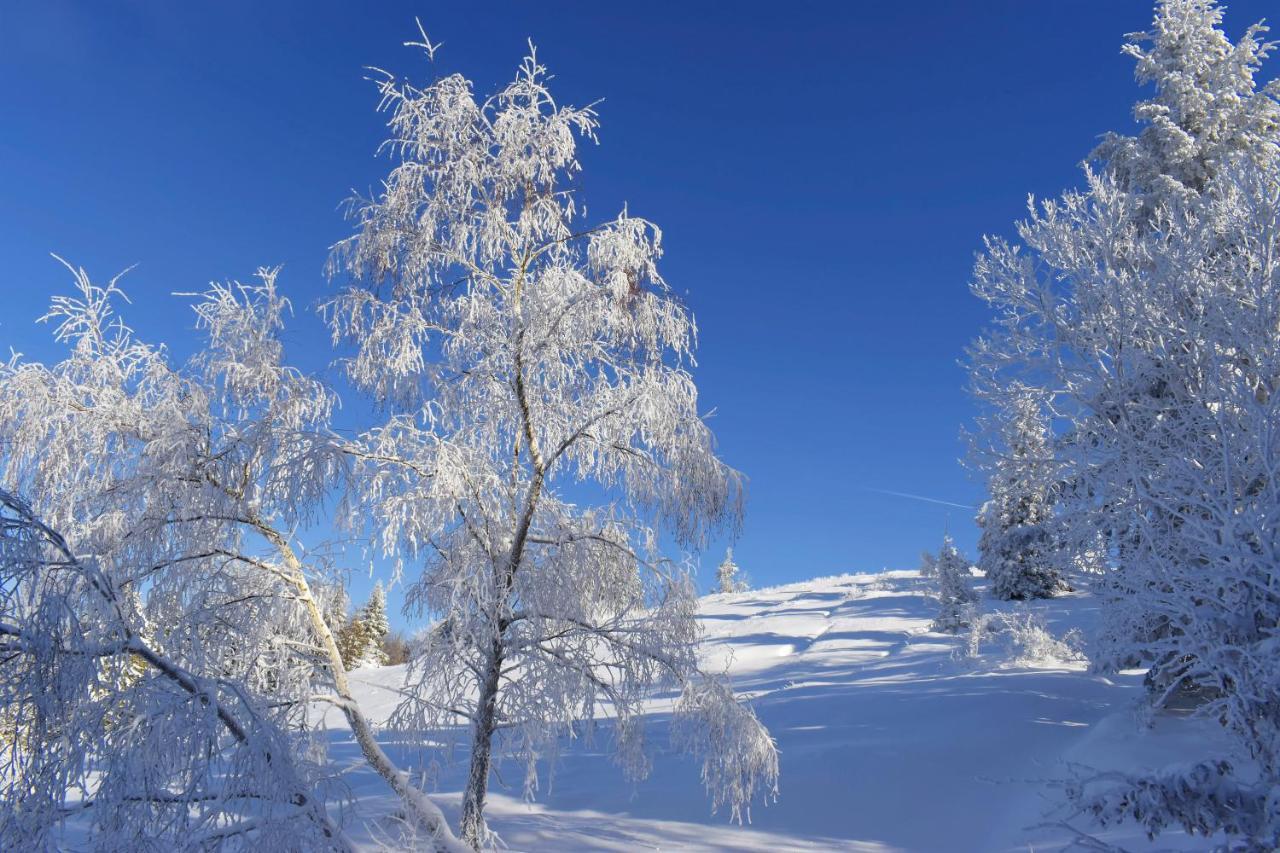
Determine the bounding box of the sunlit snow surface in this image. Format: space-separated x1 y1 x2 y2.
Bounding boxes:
330 571 1232 851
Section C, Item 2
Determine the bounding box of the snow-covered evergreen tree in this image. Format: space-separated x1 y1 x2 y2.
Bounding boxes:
353 582 391 668
334 610 368 670
716 548 747 594
316 576 350 635
975 394 1067 600
926 536 977 633
325 33 777 849
968 1 1280 844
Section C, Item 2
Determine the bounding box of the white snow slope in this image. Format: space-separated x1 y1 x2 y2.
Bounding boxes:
330 571 1233 852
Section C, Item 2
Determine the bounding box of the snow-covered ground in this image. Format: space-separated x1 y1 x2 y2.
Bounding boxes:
330 571 1230 851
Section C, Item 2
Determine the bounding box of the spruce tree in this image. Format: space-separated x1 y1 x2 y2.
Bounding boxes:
927 536 977 633
716 547 747 593
335 614 368 670
968 1 1280 841
976 395 1067 600
356 582 391 668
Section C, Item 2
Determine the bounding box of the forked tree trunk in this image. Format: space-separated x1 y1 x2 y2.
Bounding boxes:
460 341 543 850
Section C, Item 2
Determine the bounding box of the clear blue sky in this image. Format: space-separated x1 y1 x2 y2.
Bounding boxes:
2 1 1272 618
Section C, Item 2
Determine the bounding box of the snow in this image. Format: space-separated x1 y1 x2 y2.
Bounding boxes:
330 571 1231 851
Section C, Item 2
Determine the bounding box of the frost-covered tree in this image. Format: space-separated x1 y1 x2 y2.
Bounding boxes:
925 536 977 633
1062 760 1280 850
319 578 353 643
353 582 391 668
968 1 1280 844
1092 0 1280 212
716 547 747 594
335 613 369 670
0 489 351 851
0 268 466 851
326 35 777 849
974 394 1067 600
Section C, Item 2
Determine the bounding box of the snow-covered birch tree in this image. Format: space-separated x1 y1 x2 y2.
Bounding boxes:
968 1 1280 843
0 266 467 851
0 488 350 851
326 34 778 850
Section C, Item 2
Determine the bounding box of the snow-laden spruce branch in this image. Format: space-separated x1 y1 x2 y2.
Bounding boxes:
0 266 467 852
326 34 776 850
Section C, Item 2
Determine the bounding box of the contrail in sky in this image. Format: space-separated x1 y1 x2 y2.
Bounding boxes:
861 487 976 511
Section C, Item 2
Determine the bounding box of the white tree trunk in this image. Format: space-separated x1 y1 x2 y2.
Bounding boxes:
265 526 469 853
459 638 503 850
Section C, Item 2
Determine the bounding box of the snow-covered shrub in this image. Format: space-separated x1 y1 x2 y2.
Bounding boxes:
1000 608 1084 666
960 607 1083 665
925 536 978 633
1061 760 1279 851
960 610 999 660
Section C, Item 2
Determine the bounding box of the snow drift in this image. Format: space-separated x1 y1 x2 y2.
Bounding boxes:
330 570 1234 851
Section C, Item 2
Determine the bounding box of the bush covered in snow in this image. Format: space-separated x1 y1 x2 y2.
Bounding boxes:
1061 760 1279 851
961 606 1084 666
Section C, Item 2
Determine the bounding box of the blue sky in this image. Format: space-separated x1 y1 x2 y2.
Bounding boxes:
2 1 1272 621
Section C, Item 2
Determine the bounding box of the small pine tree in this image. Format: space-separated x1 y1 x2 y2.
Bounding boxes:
976 395 1068 600
360 581 389 666
927 535 978 633
345 581 389 666
318 579 350 639
335 614 367 670
716 547 747 593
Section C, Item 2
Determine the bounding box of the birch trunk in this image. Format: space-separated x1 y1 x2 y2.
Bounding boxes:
263 524 469 853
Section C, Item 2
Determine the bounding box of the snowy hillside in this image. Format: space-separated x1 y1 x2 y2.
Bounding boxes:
331 571 1230 852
